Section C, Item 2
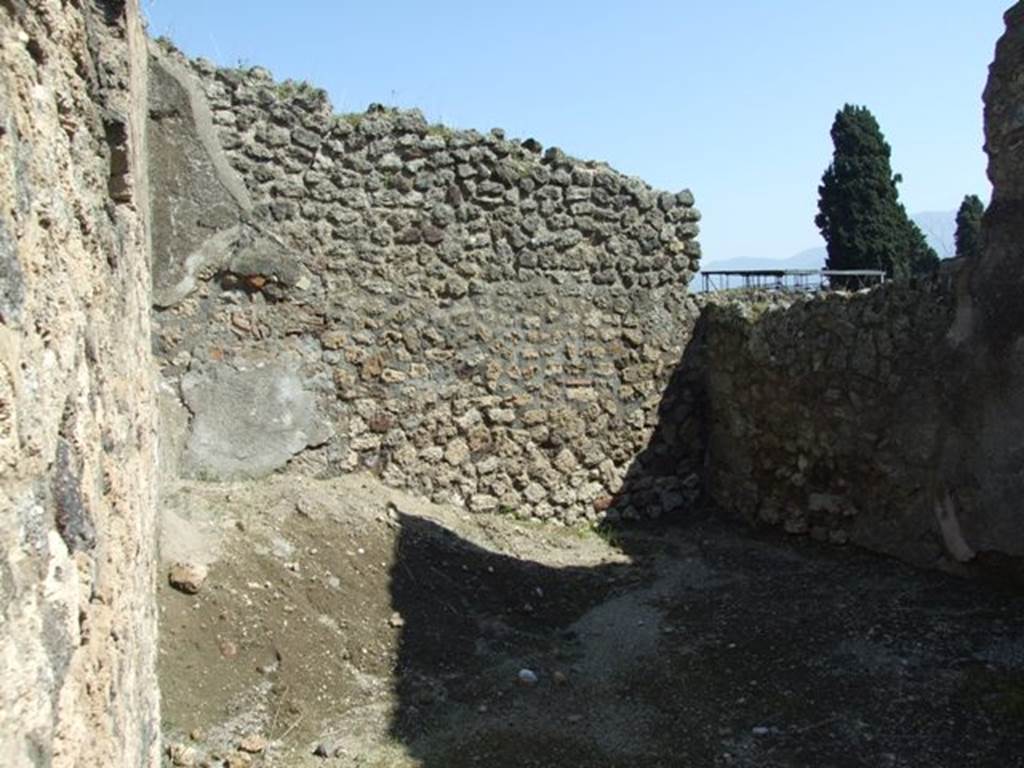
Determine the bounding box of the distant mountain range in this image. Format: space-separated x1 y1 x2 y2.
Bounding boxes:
701 211 957 275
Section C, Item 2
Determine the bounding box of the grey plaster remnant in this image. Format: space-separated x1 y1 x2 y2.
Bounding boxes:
152 228 311 308
224 236 313 291
152 224 241 308
148 45 251 213
0 216 23 324
148 46 253 306
40 595 73 710
157 382 191 482
181 363 333 480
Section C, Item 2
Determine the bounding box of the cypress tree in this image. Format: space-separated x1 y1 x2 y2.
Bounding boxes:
815 105 938 284
954 194 985 260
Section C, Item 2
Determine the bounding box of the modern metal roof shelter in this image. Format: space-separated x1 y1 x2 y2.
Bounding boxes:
699 269 887 293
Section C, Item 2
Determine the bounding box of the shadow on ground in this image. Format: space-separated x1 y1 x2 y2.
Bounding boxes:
387 512 1024 767
386 314 1024 767
155 321 1024 767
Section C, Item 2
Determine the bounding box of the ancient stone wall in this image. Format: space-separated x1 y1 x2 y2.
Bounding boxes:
144 7 1021 575
150 46 704 524
696 4 1024 579
935 0 1024 572
0 2 1020 764
0 1 159 765
700 285 958 568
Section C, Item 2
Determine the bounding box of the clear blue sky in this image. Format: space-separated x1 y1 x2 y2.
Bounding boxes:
143 1 1008 265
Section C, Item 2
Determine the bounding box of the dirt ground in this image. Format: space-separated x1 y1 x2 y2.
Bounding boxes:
158 474 1024 767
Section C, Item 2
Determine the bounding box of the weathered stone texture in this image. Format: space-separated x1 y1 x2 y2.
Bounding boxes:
0 1 158 765
150 46 704 523
700 286 957 567
143 9 1021 578
939 0 1024 568
689 5 1024 578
